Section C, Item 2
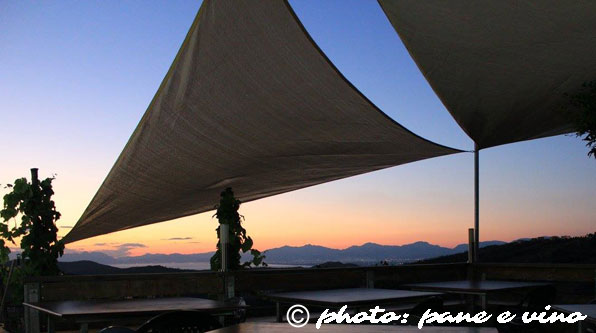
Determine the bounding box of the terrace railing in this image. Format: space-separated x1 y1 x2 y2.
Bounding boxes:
22 262 596 332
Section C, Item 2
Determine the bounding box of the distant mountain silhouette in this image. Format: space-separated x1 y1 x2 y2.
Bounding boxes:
312 261 359 268
417 234 595 264
451 240 505 253
57 240 503 266
55 235 592 274
259 241 504 265
58 260 194 275
60 252 213 265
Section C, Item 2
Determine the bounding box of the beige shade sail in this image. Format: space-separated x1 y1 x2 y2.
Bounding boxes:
63 0 461 243
379 0 596 149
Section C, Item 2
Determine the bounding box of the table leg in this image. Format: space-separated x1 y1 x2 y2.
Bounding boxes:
46 316 55 333
480 294 487 310
467 294 475 313
276 302 282 322
79 323 88 333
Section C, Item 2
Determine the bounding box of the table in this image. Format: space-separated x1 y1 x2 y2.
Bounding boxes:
267 288 441 322
210 322 498 332
403 280 550 310
552 304 596 332
23 297 245 333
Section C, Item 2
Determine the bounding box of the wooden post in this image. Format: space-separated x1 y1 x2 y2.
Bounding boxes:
47 316 55 333
219 223 232 301
31 168 39 185
25 169 41 332
220 223 229 273
366 270 375 288
24 282 40 333
226 275 235 299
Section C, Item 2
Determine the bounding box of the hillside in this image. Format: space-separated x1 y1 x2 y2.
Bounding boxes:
417 233 596 264
58 261 195 275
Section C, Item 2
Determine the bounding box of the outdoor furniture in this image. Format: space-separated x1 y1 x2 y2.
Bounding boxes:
267 288 441 322
209 322 498 332
552 304 596 332
23 297 245 333
402 280 551 310
136 310 222 333
517 285 557 311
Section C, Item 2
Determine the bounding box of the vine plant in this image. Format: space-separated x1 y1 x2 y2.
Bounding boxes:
0 169 64 276
210 188 266 270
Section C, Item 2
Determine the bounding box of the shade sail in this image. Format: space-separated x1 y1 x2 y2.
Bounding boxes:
63 0 461 243
379 0 596 149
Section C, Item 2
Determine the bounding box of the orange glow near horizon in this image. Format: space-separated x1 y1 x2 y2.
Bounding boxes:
4 152 594 259
55 166 595 257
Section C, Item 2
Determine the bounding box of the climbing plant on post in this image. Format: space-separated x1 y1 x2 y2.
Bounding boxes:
0 168 64 276
209 188 266 271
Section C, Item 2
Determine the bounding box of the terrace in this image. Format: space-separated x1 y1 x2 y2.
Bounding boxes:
21 262 596 332
2 0 595 332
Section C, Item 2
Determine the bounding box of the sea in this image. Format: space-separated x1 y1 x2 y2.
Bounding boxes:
111 262 299 270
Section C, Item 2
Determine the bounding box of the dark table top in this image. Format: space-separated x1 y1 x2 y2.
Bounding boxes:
403 280 550 294
211 322 498 332
23 297 243 319
552 304 596 323
267 288 440 306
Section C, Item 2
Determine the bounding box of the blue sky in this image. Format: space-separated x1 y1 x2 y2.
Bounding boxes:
1 1 593 254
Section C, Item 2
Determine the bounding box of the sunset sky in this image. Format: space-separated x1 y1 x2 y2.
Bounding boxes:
1 1 594 258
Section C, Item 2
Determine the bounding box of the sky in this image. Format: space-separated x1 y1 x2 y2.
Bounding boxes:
1 1 594 257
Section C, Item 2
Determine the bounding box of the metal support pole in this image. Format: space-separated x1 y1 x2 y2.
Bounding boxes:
474 144 480 262
468 228 475 263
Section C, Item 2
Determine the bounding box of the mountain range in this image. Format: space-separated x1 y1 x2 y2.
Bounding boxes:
58 240 505 266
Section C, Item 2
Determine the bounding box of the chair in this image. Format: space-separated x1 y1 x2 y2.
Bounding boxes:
136 310 222 333
227 297 247 324
98 327 136 333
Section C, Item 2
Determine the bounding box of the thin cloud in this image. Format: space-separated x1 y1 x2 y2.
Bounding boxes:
162 237 193 241
119 243 146 248
96 243 147 257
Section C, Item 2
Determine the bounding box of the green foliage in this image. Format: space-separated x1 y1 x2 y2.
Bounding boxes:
1 170 64 276
568 81 596 158
209 188 266 270
1 263 35 305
